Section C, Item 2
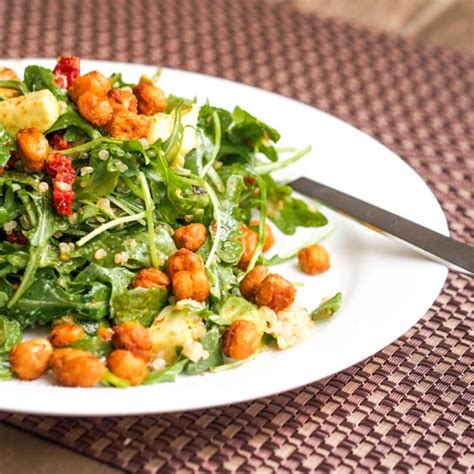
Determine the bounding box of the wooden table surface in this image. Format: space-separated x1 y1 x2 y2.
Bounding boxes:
1 2 472 473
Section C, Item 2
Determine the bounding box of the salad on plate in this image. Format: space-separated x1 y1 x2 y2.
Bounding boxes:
0 56 341 388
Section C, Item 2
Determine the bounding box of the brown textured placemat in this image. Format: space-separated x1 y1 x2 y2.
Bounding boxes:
1 0 473 472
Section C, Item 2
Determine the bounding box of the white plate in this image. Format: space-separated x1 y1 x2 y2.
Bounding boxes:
0 59 448 416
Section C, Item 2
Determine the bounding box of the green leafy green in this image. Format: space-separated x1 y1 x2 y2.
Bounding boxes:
311 293 342 320
23 65 67 100
71 335 113 357
185 326 223 374
144 358 188 384
112 287 169 327
264 174 327 235
0 268 110 328
0 79 29 97
48 105 101 140
0 315 22 353
101 369 131 388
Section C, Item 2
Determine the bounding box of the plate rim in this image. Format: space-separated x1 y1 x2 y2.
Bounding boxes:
0 58 449 416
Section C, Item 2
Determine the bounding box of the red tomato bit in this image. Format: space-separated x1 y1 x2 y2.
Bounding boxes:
53 55 80 89
45 154 76 216
49 133 70 151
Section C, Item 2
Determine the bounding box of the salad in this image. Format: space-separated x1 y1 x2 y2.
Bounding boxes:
0 56 341 388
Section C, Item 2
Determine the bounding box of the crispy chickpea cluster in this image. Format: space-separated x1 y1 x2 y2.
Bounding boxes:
239 265 269 302
174 223 207 252
107 88 138 114
298 244 330 275
112 321 152 362
9 338 53 380
240 266 296 312
48 322 85 347
105 111 151 140
255 274 296 312
16 127 50 172
133 82 167 115
222 320 262 360
68 70 111 103
77 91 113 127
107 349 148 386
131 268 170 290
166 248 210 302
50 348 105 387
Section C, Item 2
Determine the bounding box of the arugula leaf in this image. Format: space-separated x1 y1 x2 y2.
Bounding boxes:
151 151 210 221
48 105 101 140
0 125 15 168
71 335 113 357
185 326 223 374
8 194 62 308
230 106 280 162
0 79 29 97
0 315 22 353
207 174 245 267
23 65 67 100
109 72 134 89
311 293 342 320
75 147 121 199
112 287 169 327
0 268 110 328
72 226 176 269
144 358 188 384
264 174 327 235
101 369 130 388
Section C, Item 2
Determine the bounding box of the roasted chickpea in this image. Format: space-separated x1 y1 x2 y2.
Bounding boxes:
105 111 151 140
174 223 207 252
166 248 205 279
107 88 138 114
250 220 275 252
255 274 296 312
239 265 269 302
298 244 331 275
107 350 148 386
9 338 53 380
238 225 258 270
131 268 170 289
48 323 84 347
16 128 50 172
172 270 210 302
222 320 262 360
0 67 20 98
77 91 113 127
50 348 105 387
133 83 167 115
112 321 152 362
68 70 111 102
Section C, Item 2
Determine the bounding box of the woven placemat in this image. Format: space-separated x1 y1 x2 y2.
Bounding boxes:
1 0 473 472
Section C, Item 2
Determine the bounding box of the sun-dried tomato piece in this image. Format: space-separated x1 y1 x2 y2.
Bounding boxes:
53 55 80 89
49 133 70 151
45 154 76 216
3 230 29 245
45 154 76 184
